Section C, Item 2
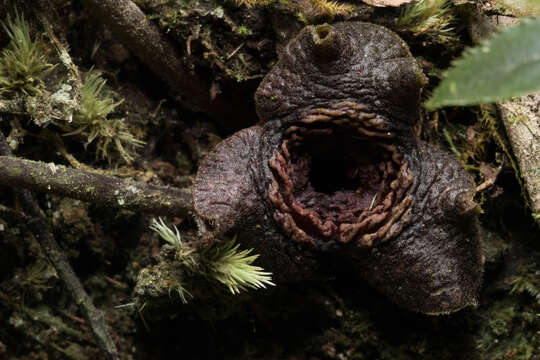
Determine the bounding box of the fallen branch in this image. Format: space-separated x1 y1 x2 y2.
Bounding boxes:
0 133 119 360
499 98 540 226
0 156 194 217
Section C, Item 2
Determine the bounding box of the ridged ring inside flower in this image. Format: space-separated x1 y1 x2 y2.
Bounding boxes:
268 101 414 248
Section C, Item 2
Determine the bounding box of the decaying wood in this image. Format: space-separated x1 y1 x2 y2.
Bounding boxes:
499 96 540 226
468 11 540 226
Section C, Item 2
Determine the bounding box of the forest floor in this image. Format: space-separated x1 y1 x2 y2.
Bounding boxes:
0 0 538 359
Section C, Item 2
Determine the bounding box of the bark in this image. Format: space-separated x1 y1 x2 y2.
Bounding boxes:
499 96 540 226
468 10 540 226
0 156 194 218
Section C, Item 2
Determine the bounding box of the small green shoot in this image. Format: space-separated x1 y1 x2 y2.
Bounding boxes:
150 218 275 299
150 217 183 248
235 25 252 37
0 11 55 97
76 72 123 128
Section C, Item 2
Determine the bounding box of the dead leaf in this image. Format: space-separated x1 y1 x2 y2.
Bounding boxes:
476 162 503 192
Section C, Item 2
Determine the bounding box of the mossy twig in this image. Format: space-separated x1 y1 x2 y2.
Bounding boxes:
38 13 82 119
0 155 194 217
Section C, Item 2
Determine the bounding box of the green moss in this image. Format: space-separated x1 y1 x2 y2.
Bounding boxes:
507 115 528 124
148 218 274 298
472 280 539 360
235 25 252 37
138 0 275 86
397 0 456 44
0 11 56 97
233 0 275 7
487 302 516 336
296 12 309 25
59 71 145 163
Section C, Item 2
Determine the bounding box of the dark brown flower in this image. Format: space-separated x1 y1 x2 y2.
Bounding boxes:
193 22 483 315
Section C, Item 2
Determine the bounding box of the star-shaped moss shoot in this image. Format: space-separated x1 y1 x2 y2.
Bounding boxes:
193 22 483 315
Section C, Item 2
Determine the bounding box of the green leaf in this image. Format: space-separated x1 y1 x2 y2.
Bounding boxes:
425 17 540 110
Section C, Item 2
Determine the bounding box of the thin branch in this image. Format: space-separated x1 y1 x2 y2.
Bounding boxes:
0 156 194 217
0 133 119 360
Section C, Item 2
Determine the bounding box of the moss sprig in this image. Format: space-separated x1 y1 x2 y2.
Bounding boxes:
294 0 355 23
310 0 354 17
232 0 275 8
61 71 145 163
149 217 198 271
150 218 275 300
203 238 275 294
397 0 455 43
0 11 55 97
232 0 353 22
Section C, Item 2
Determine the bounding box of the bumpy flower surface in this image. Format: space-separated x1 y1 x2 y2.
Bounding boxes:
193 22 483 315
